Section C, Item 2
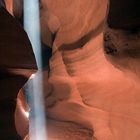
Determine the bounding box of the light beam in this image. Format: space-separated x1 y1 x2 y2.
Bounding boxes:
23 0 47 140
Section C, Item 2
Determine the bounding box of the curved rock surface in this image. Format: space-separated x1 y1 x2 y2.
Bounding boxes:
4 0 140 140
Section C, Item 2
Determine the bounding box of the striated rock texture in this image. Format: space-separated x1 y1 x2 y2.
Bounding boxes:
4 0 140 140
42 1 140 140
24 119 94 140
45 32 140 140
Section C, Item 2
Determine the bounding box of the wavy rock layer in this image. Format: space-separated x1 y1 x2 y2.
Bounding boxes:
11 0 140 140
46 30 140 140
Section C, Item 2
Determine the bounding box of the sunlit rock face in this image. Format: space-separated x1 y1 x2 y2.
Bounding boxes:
40 0 107 49
6 0 140 140
46 32 140 140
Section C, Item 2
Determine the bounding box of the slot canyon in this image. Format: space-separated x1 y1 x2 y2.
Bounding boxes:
0 0 140 139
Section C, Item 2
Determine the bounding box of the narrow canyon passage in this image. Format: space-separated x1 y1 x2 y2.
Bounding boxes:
1 0 140 140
